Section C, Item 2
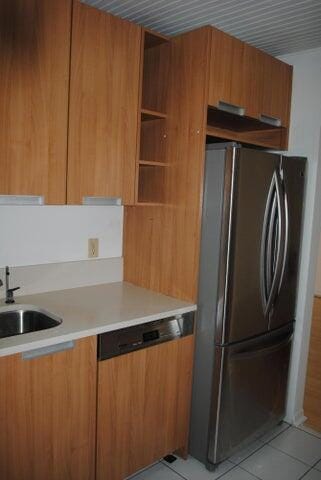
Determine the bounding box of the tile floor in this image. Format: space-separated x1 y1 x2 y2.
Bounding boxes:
130 424 321 480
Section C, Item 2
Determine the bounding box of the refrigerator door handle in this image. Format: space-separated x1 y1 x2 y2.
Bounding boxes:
260 171 285 316
260 174 275 314
265 170 285 315
277 176 289 294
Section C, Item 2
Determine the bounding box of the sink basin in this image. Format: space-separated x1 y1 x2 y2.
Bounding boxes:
0 306 62 339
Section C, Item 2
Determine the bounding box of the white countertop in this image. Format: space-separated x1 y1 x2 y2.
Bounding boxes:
0 282 197 357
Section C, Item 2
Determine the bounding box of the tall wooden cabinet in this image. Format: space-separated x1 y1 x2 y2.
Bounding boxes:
125 27 210 302
0 337 97 480
67 1 141 204
96 335 195 480
0 0 72 204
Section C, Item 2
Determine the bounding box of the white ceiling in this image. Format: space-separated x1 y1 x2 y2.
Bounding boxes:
82 0 321 56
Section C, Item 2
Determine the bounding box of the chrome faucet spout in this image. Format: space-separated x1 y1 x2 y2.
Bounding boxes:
4 266 20 304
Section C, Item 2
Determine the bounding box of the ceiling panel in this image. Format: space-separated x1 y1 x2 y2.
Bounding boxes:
82 0 321 56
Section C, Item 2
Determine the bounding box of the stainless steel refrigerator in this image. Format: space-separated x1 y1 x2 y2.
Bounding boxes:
189 143 306 468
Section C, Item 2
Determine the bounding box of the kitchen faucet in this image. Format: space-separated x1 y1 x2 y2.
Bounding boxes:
1 267 20 304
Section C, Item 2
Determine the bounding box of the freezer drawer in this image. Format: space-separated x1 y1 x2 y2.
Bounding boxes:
208 325 293 465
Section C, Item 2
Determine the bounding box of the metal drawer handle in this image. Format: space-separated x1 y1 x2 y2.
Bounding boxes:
260 114 281 127
22 341 75 360
218 100 245 117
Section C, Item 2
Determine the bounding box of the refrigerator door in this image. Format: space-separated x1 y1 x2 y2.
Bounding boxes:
217 147 280 344
207 324 293 465
269 156 306 330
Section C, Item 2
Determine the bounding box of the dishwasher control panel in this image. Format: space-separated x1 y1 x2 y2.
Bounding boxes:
98 312 194 360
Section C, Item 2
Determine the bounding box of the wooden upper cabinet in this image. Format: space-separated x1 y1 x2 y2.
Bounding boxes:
208 28 247 113
67 1 141 205
208 26 292 128
0 337 97 480
260 53 292 127
0 0 72 204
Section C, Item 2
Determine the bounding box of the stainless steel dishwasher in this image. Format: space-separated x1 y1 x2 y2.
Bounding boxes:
98 312 194 360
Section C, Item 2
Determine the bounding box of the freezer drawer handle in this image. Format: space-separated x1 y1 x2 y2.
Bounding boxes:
232 333 292 360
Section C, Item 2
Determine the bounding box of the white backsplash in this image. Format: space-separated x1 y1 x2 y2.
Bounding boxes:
0 258 123 299
0 205 123 267
0 205 124 297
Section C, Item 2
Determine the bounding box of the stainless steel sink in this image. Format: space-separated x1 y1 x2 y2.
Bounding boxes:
0 306 62 339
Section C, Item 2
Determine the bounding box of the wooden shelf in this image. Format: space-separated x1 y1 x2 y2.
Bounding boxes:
206 106 286 149
206 125 285 150
137 163 165 204
139 160 168 167
141 108 167 121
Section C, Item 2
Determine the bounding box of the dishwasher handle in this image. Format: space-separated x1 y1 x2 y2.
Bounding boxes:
98 312 194 361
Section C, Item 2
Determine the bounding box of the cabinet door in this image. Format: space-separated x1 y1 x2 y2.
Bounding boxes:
261 53 292 127
208 27 292 128
208 28 246 112
67 2 141 205
0 0 72 204
0 337 97 480
97 336 195 480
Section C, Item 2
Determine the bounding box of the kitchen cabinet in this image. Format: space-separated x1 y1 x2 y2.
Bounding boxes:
67 1 141 205
0 0 72 204
208 26 292 128
125 27 210 302
0 337 97 480
304 296 321 432
208 28 247 114
261 52 292 127
96 335 195 480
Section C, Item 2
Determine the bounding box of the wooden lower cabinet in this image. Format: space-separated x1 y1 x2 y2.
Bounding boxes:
0 337 97 480
304 296 321 431
96 335 195 480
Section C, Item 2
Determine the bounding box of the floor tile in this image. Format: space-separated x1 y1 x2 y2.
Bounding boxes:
299 424 321 440
315 460 321 472
229 439 265 464
130 462 182 480
219 466 259 480
258 422 290 443
302 469 321 480
240 444 309 480
164 455 234 480
270 426 321 466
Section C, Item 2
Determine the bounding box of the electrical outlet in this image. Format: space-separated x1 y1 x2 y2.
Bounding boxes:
88 238 99 258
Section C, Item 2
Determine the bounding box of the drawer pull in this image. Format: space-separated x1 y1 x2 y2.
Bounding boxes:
22 341 75 360
218 100 245 117
260 114 281 127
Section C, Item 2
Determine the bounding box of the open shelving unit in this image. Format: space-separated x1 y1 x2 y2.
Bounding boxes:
135 29 170 205
206 106 287 150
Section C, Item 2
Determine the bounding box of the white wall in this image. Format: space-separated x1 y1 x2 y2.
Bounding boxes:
315 237 321 296
278 47 321 424
0 205 123 267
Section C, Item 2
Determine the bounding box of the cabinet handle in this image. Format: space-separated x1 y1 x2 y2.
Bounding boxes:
218 100 245 117
22 341 75 360
82 196 122 206
259 114 281 127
